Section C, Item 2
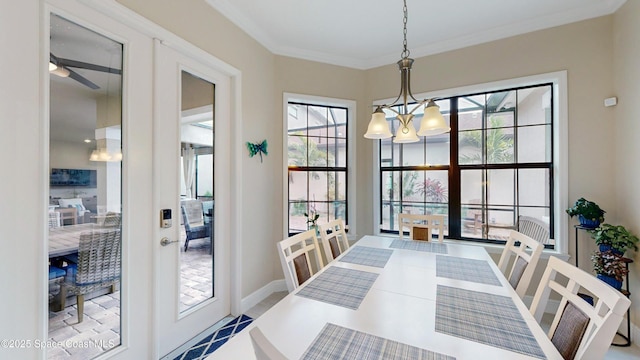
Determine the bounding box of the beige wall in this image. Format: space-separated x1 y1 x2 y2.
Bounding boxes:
119 1 638 331
613 0 640 327
118 0 280 296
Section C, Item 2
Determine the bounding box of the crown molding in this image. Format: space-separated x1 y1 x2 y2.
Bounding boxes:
207 0 626 70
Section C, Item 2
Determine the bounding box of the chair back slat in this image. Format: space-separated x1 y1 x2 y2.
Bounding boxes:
318 219 350 262
498 230 543 298
398 213 446 242
277 230 324 292
529 256 631 360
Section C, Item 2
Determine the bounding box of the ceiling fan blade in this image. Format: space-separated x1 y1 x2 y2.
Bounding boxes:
67 68 100 90
57 57 122 75
50 53 60 66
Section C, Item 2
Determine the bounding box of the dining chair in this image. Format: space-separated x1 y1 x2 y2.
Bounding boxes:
398 213 445 242
101 211 121 228
249 327 287 360
181 200 210 252
318 218 350 262
497 230 543 298
60 228 121 323
277 229 324 293
529 256 631 360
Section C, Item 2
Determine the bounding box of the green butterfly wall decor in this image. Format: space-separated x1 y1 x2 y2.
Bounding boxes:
247 140 268 163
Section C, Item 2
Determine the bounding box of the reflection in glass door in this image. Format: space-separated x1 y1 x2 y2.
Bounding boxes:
179 71 214 312
48 13 123 359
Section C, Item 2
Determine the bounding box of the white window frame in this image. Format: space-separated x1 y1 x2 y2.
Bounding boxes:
283 93 357 239
372 71 568 258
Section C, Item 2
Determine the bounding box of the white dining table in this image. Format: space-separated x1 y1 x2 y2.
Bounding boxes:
208 235 562 359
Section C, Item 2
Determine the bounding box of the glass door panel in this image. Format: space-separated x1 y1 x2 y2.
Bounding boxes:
180 71 214 312
48 13 123 359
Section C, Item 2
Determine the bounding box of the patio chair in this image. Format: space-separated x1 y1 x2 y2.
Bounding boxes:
529 256 631 360
59 228 121 323
398 213 445 242
277 229 324 292
485 215 551 244
318 218 350 262
101 211 121 228
181 200 211 252
48 210 61 228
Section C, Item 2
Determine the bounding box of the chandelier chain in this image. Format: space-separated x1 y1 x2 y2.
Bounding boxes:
401 0 410 59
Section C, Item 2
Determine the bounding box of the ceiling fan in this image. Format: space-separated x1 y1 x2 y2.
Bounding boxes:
49 53 122 90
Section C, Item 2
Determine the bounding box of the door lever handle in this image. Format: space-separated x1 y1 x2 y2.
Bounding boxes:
160 237 179 246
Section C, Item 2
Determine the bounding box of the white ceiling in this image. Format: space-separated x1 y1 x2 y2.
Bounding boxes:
206 0 626 70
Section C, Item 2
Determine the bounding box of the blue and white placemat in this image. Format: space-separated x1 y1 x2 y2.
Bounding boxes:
296 266 378 310
435 285 545 359
339 246 393 268
302 323 456 360
389 239 448 254
435 255 502 286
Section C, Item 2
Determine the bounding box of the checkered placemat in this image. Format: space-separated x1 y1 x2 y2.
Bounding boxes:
339 246 393 268
296 266 378 310
302 323 456 360
389 239 448 254
435 285 546 359
435 255 502 286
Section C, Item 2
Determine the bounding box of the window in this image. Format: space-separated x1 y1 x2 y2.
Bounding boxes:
379 83 556 248
286 99 350 235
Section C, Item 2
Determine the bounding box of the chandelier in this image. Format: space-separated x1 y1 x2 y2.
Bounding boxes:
364 0 450 143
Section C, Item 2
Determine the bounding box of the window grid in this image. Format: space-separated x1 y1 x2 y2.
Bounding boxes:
379 83 554 247
288 102 348 235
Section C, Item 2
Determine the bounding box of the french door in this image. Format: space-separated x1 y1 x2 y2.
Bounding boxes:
154 40 231 357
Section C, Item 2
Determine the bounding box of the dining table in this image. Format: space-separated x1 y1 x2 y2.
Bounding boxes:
208 235 563 360
49 223 110 258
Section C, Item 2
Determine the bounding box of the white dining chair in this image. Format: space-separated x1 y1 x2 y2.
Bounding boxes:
497 230 543 298
318 218 350 262
249 327 287 360
398 213 445 242
277 229 324 293
529 256 631 360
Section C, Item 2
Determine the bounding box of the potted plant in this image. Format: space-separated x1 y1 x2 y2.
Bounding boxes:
591 250 629 290
589 223 639 255
566 197 605 228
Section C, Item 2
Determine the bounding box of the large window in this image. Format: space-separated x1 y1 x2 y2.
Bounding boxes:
287 101 349 235
379 83 555 247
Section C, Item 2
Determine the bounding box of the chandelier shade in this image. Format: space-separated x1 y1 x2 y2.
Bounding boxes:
363 107 393 139
363 0 450 143
417 100 450 136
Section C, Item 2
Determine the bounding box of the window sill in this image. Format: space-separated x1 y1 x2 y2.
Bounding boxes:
372 232 570 262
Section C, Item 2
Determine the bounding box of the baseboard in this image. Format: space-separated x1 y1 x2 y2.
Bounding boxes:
240 279 287 314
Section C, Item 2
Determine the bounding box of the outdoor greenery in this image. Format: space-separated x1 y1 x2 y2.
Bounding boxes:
565 197 605 222
589 223 639 253
459 116 514 164
417 178 448 202
591 250 629 282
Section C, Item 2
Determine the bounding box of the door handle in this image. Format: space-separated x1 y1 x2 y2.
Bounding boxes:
160 237 179 246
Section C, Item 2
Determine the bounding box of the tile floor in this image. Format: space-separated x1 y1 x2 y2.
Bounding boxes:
48 228 213 359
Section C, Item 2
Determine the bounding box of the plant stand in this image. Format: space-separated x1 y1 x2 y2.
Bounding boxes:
612 257 632 347
574 225 632 347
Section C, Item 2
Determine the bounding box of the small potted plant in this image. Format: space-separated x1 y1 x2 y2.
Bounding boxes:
591 250 629 290
304 206 320 234
589 223 639 255
566 197 605 228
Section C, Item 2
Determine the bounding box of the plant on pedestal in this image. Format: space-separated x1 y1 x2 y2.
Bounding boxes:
566 197 605 228
589 223 639 256
591 250 629 290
